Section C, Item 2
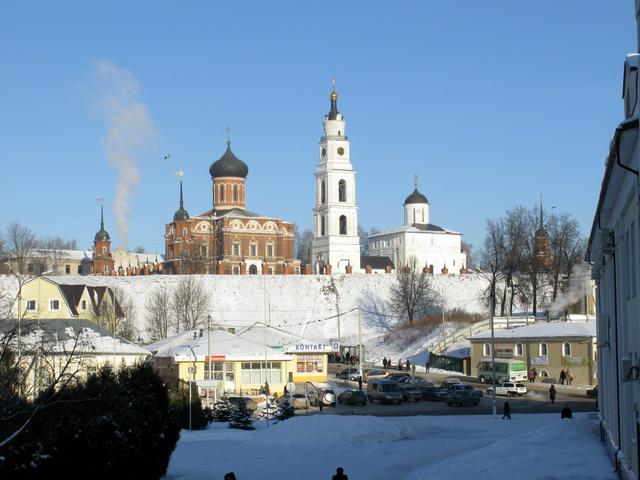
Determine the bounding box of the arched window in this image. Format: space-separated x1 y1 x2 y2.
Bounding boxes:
563 342 572 357
233 185 238 202
339 215 347 235
220 185 225 202
249 264 258 274
483 343 491 356
539 342 548 356
321 216 325 236
514 343 523 356
320 180 326 204
338 180 346 202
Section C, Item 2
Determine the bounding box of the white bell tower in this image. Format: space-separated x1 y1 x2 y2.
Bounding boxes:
311 81 361 273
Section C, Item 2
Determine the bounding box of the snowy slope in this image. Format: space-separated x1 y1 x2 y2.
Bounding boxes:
0 273 487 344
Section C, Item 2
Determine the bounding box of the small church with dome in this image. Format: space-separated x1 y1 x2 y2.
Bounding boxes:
164 139 299 275
367 178 467 274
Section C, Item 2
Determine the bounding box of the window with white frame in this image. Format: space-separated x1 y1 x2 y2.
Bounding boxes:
49 299 60 311
81 300 87 311
249 243 257 257
266 244 274 258
562 342 571 357
26 300 36 311
539 342 548 356
204 362 235 381
232 266 240 275
232 242 240 256
514 343 523 357
482 343 491 356
241 361 282 384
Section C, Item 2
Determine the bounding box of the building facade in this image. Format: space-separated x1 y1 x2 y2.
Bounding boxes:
588 4 640 476
368 180 467 274
311 84 361 274
468 321 597 386
164 143 299 275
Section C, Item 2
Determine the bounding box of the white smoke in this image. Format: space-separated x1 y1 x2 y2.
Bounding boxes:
93 60 156 248
549 261 592 317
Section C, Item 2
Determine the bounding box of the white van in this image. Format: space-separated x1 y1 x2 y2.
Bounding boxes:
366 379 403 404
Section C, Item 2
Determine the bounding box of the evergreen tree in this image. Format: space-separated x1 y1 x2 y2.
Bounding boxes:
213 397 232 422
228 399 255 430
276 401 295 422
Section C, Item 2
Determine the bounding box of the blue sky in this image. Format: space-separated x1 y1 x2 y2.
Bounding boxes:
0 1 636 255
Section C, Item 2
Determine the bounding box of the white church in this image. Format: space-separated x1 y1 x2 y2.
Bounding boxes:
368 180 467 274
310 82 466 275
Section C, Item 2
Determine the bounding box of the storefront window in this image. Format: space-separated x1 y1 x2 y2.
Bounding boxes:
296 354 323 373
204 362 234 381
240 361 282 384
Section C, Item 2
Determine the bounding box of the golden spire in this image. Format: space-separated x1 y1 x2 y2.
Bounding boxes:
330 77 337 101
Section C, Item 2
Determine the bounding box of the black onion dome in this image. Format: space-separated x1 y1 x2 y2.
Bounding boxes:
404 188 428 205
94 228 110 241
173 208 189 222
209 141 249 178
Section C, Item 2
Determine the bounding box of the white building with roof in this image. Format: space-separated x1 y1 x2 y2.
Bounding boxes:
368 179 467 274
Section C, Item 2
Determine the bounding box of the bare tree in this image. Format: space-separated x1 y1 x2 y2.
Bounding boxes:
358 226 380 256
178 241 209 274
171 276 210 332
295 229 314 265
547 213 587 302
89 288 122 334
6 222 36 274
461 241 474 269
114 288 137 342
478 219 505 316
134 245 145 254
389 268 439 324
145 285 172 342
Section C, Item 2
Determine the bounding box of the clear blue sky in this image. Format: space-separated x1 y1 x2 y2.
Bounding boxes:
0 1 636 255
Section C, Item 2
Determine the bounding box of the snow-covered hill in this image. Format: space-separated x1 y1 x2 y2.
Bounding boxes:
0 273 488 347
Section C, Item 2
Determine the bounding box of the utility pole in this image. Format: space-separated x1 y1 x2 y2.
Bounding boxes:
207 314 213 404
490 285 497 418
441 297 447 351
358 308 363 379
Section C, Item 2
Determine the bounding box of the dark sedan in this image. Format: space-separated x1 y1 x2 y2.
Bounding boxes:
337 389 367 406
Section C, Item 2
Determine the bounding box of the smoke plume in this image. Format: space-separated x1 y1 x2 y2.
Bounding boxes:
93 60 156 248
549 262 592 317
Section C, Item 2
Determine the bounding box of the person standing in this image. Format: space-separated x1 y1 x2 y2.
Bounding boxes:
383 357 388 369
528 368 534 383
318 398 324 412
406 359 411 372
549 385 557 404
332 467 348 480
411 363 416 376
532 367 538 382
357 376 363 391
559 369 567 385
502 401 511 420
425 358 430 373
560 405 573 419
566 368 574 386
398 359 402 371
224 473 237 480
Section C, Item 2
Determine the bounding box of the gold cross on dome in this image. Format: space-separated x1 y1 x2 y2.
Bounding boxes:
414 174 418 189
97 195 104 206
226 126 231 143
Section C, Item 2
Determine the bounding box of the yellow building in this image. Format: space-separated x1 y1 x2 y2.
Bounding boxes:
468 320 597 385
147 323 334 397
17 277 123 321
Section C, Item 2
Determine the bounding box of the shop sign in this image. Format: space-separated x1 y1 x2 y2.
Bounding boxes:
530 356 548 366
496 348 513 358
205 355 226 361
286 342 333 353
561 356 590 366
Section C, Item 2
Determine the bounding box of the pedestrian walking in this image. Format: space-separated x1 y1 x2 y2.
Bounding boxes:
318 399 324 412
502 401 511 420
549 385 556 404
357 376 363 391
406 359 411 372
528 368 534 383
560 405 573 419
332 467 348 480
398 359 402 371
425 359 430 373
383 357 388 369
224 473 236 480
532 367 538 382
411 363 416 376
566 368 574 386
264 381 270 397
559 369 567 385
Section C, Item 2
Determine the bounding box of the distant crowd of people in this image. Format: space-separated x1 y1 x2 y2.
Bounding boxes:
328 351 360 366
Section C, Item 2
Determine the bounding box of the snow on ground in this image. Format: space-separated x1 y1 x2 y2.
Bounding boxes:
166 413 613 480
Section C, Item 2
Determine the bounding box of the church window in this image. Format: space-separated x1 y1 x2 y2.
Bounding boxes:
320 180 326 204
338 180 346 202
233 266 240 275
183 228 188 237
200 245 207 257
339 215 347 235
321 216 325 236
103 265 109 273
249 243 258 257
220 185 225 202
233 185 238 202
101 246 106 254
266 244 274 257
65 265 70 274
249 264 258 275
232 242 240 256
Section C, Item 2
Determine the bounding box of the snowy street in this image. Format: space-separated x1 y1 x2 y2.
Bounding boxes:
166 413 614 480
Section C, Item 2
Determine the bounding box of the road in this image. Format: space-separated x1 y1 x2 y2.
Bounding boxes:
293 365 598 417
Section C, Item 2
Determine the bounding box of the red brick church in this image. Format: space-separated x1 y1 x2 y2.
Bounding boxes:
165 140 300 274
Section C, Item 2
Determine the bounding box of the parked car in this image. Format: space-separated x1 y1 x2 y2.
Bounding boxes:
447 384 483 397
363 369 388 382
397 376 434 396
422 386 446 402
337 389 368 406
306 383 336 407
336 368 359 380
226 395 258 412
439 377 462 388
276 393 309 410
367 379 403 404
385 372 411 382
446 390 481 407
486 382 527 397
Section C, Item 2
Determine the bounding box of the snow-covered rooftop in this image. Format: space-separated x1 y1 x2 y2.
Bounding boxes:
468 320 597 341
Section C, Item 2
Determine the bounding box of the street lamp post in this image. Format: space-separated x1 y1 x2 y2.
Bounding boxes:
188 346 197 430
490 283 497 418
